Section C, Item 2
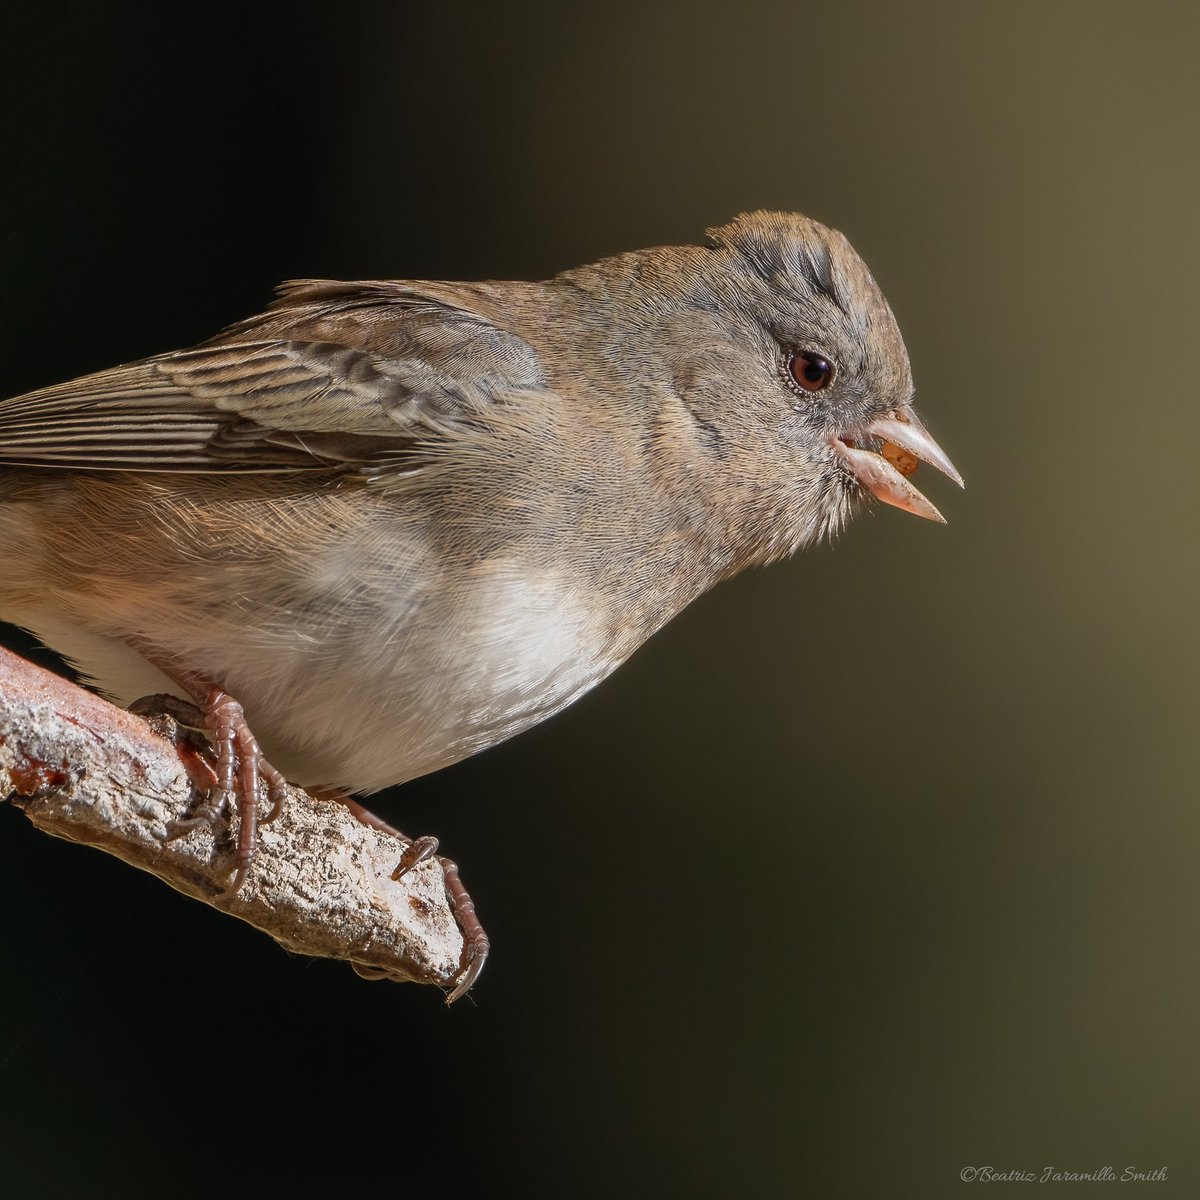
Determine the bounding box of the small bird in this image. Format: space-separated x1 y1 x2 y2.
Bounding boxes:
0 211 960 995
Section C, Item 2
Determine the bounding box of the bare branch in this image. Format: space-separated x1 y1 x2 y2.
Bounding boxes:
0 645 465 991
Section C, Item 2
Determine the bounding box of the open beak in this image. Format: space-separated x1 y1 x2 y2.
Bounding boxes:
833 407 963 523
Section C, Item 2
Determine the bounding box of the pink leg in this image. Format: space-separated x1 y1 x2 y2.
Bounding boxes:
314 789 490 1003
138 671 287 901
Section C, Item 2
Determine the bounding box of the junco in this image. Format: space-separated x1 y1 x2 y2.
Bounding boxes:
0 211 960 995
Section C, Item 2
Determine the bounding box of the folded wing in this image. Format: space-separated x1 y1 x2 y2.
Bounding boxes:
0 281 547 473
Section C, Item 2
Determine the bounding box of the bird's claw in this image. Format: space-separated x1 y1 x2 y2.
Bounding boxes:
132 676 287 899
164 797 228 839
324 793 489 1001
390 834 440 880
438 852 490 1004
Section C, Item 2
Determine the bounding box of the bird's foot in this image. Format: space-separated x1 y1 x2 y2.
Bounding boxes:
132 676 288 901
317 790 490 1002
432 851 490 1003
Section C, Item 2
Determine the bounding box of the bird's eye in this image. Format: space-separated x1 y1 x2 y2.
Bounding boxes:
787 350 834 394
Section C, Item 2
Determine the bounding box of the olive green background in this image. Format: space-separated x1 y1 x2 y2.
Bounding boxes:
1 3 1196 1196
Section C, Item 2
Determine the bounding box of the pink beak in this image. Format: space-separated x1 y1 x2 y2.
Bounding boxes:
833 407 963 523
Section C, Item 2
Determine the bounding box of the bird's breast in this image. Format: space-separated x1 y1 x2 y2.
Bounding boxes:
428 557 620 749
252 554 628 792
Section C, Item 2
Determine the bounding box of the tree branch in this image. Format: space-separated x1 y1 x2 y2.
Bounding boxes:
0 645 465 992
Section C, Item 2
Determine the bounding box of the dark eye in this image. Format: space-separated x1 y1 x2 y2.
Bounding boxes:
787 350 834 393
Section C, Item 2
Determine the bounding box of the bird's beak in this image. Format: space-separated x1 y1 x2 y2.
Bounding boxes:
833 407 963 523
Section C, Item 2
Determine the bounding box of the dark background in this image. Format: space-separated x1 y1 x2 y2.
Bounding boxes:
2 3 1197 1196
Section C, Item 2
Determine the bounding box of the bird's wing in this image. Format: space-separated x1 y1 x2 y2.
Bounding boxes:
0 282 548 472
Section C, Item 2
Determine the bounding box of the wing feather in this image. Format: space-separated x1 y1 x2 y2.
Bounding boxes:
0 284 548 473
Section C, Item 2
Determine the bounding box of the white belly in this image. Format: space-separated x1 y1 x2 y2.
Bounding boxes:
280 557 618 791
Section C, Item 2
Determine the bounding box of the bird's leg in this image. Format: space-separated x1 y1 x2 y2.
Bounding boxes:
131 667 287 901
312 788 490 1003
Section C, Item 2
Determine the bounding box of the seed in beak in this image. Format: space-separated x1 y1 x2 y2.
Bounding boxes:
881 440 919 477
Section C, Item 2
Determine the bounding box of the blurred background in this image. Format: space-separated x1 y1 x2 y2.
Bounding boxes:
2 3 1196 1195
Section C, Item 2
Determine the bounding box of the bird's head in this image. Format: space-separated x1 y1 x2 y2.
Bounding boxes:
606 211 963 565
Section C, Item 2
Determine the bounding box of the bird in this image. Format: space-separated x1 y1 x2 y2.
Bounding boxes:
0 211 961 996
